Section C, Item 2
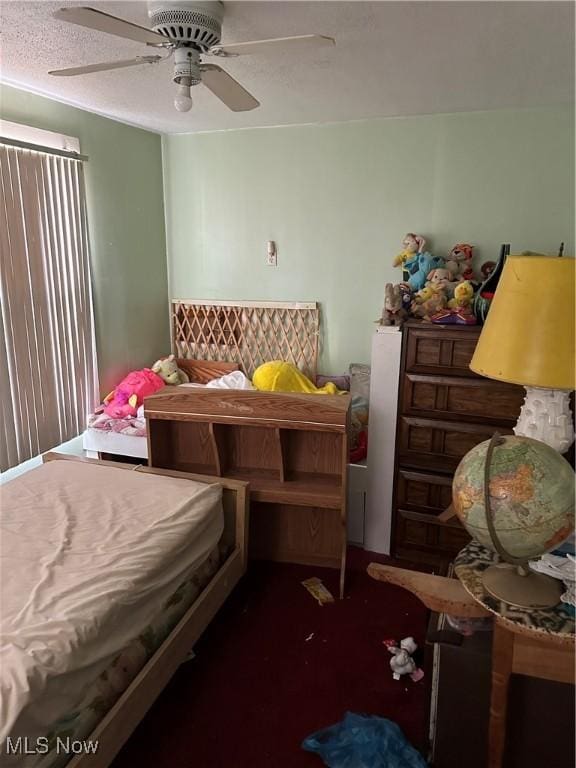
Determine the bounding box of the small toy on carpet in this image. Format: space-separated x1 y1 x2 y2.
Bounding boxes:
383 637 424 682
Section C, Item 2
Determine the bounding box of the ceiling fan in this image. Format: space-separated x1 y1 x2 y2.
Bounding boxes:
49 2 335 113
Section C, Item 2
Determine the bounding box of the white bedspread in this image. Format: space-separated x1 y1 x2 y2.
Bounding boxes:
0 461 223 751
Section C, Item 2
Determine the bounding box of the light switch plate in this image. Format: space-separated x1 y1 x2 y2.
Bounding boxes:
266 241 277 266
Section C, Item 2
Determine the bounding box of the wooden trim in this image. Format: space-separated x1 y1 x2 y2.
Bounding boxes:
339 426 349 600
275 428 288 482
367 563 490 617
176 358 239 384
437 504 456 522
488 622 514 768
398 507 463 529
511 631 575 683
145 389 349 426
41 452 249 768
67 552 244 768
208 423 223 476
172 298 318 310
146 410 346 432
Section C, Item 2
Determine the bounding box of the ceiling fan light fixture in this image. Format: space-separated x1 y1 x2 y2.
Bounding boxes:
174 79 193 112
49 4 335 115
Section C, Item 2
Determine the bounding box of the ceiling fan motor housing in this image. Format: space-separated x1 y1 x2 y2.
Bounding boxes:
147 1 223 49
173 46 202 85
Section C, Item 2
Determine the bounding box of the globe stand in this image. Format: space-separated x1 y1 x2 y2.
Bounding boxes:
481 433 564 610
482 563 562 609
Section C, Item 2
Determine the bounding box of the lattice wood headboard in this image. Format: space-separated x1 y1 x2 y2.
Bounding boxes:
171 300 320 379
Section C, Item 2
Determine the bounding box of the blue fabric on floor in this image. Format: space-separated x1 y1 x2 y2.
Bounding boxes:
302 711 428 768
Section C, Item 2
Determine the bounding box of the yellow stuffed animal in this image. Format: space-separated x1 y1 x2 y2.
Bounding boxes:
252 361 341 395
410 284 447 320
448 280 474 310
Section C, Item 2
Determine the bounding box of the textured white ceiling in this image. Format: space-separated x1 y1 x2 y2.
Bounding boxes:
1 1 574 135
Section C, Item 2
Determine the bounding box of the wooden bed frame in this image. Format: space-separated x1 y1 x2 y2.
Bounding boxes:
42 452 249 768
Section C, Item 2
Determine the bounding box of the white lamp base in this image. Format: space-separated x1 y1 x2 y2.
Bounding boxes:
514 387 574 454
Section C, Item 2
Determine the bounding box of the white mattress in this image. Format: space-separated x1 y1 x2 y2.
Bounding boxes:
0 461 223 755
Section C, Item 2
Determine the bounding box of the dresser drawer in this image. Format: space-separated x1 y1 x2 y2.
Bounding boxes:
395 509 470 562
398 417 514 472
396 468 453 515
405 325 480 377
394 468 470 562
402 374 524 426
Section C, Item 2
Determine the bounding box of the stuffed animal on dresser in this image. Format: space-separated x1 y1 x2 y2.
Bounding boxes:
393 233 427 271
376 283 409 327
431 280 477 325
445 243 475 282
403 251 445 291
411 283 447 320
447 280 475 309
426 267 458 299
151 354 190 385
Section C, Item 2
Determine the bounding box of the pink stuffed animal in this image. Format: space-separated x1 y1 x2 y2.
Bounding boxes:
103 368 165 419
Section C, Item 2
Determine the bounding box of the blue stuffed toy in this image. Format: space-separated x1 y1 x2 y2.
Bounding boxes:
403 251 445 291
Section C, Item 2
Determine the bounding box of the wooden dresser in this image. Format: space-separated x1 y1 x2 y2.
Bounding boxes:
392 321 525 568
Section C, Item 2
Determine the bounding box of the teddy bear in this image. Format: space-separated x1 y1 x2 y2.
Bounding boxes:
445 243 475 282
151 354 190 385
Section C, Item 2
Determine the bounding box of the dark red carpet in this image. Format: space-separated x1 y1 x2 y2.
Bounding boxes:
111 550 429 768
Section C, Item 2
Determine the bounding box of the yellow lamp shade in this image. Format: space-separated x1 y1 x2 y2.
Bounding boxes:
470 255 575 389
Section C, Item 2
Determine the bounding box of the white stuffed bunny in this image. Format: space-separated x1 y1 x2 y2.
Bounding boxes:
386 637 422 681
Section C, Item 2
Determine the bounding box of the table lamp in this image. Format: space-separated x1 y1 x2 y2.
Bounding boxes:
470 254 575 453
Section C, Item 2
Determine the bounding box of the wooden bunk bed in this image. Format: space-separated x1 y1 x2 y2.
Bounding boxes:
4 452 248 768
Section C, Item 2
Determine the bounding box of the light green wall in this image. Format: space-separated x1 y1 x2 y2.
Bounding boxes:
0 84 169 394
163 106 575 373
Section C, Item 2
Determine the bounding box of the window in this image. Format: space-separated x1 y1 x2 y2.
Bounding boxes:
0 127 98 471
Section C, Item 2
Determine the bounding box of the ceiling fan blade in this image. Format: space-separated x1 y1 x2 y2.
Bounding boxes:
200 65 259 112
53 7 167 46
49 56 162 77
210 34 335 57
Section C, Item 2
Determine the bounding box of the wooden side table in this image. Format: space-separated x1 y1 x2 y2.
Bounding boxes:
368 542 575 768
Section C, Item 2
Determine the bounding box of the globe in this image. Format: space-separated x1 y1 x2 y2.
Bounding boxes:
453 435 575 562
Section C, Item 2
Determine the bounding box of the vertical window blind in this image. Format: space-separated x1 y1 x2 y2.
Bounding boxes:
0 142 98 472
